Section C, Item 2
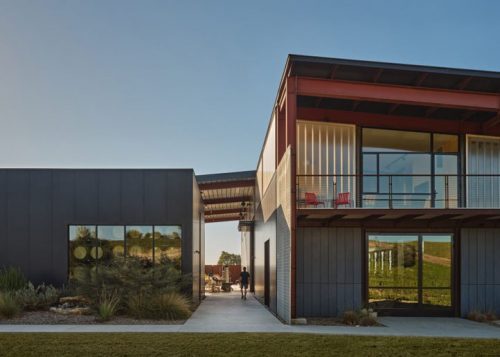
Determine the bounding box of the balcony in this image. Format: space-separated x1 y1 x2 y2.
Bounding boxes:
297 174 500 210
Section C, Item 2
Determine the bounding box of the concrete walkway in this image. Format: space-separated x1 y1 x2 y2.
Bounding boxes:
0 291 500 339
182 290 284 332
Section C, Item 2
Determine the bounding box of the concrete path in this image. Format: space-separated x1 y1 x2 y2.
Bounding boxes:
1 291 500 339
181 290 284 332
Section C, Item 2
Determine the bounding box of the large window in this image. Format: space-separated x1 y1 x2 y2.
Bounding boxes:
362 129 459 208
368 233 453 312
69 225 182 278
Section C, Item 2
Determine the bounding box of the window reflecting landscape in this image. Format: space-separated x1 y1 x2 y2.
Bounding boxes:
97 226 125 266
368 233 452 311
126 226 154 266
69 225 97 279
69 225 182 277
154 226 182 269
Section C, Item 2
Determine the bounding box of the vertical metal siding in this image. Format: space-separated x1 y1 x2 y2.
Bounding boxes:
297 121 356 205
296 227 363 317
0 169 196 288
467 136 500 207
461 228 500 315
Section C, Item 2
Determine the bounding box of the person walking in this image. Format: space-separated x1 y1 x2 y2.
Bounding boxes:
240 266 250 300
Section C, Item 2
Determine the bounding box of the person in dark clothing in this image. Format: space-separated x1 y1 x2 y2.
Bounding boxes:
240 267 250 300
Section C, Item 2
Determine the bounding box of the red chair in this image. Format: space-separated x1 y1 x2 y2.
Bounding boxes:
334 192 351 208
304 192 324 207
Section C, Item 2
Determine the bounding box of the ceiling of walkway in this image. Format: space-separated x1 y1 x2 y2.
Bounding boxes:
196 171 255 223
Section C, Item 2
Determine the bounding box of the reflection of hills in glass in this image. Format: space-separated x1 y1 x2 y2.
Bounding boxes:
69 225 182 278
368 235 452 308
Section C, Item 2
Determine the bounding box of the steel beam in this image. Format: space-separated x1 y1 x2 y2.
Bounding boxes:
205 208 244 216
205 216 240 223
198 179 255 190
203 196 252 205
296 107 500 136
296 77 500 111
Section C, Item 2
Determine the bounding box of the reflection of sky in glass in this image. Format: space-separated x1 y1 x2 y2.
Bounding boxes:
423 235 452 243
98 226 125 241
155 225 181 236
371 235 418 244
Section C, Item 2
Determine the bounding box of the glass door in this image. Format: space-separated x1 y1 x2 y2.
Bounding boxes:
368 233 453 315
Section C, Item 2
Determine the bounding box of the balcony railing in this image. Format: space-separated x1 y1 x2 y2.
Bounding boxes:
297 174 500 209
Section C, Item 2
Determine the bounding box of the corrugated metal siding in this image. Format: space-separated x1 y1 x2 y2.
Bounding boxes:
296 227 362 317
296 121 356 205
461 228 500 316
276 147 291 323
467 135 500 208
276 208 291 323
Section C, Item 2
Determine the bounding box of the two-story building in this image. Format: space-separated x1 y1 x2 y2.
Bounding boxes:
1 54 500 322
243 55 500 322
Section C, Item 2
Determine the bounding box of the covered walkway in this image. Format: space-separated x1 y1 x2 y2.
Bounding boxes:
183 290 283 332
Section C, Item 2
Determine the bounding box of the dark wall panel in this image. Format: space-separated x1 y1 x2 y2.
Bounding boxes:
461 228 500 316
51 171 76 284
0 171 6 268
98 171 122 222
144 171 168 223
296 227 363 317
120 171 144 223
7 171 30 273
75 171 99 223
29 171 53 283
253 207 277 314
0 169 196 288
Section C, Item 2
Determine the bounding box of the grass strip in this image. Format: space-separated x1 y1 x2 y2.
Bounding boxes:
1 333 500 356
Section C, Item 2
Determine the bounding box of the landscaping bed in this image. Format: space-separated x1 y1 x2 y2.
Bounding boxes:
0 311 185 325
0 258 194 324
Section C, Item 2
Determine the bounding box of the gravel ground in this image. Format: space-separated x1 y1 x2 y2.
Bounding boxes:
0 311 186 325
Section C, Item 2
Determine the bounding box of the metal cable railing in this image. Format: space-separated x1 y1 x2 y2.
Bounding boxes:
297 174 500 209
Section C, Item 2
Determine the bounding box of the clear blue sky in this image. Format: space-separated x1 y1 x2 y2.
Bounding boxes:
1 0 499 264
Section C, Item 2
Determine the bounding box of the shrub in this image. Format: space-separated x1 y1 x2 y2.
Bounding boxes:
485 311 498 321
70 257 191 308
359 315 378 326
342 310 360 325
14 282 59 311
0 292 21 319
151 292 191 320
0 267 27 292
127 292 149 319
467 310 487 322
97 289 120 322
127 291 191 320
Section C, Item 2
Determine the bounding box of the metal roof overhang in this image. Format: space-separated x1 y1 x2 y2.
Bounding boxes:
279 54 500 130
297 208 500 228
196 171 255 223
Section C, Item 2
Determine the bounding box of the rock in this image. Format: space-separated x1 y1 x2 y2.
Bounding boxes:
59 296 91 305
50 306 92 316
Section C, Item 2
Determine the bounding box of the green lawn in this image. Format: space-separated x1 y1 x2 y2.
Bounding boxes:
0 333 500 356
